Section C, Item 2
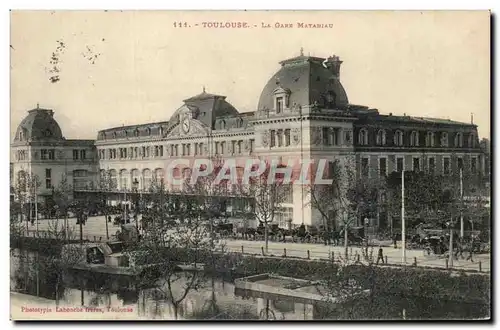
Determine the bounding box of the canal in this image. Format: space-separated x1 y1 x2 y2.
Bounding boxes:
10 249 489 320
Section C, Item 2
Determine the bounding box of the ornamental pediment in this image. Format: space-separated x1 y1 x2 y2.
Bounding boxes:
166 118 209 139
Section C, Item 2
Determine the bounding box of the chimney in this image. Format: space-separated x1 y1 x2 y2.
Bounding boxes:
326 55 343 78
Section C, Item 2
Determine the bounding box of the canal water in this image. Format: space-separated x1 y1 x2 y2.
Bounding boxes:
10 249 489 320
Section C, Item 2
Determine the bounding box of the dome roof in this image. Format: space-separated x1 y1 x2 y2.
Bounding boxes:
257 54 349 111
14 107 64 142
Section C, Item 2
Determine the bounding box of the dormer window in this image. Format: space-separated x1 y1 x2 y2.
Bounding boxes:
159 127 164 136
276 97 284 113
112 132 117 139
220 120 226 130
376 129 386 146
441 132 449 147
410 131 419 146
426 132 435 147
394 130 404 146
18 130 24 141
358 128 369 146
273 87 291 113
468 133 476 148
454 132 463 147
146 127 151 136
134 129 139 137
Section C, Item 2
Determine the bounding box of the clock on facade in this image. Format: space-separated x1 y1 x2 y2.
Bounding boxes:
182 118 190 133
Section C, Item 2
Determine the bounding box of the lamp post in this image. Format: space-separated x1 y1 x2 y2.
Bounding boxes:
133 179 140 232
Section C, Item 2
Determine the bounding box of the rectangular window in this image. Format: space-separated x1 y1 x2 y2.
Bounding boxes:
220 142 225 155
285 130 291 146
215 142 220 155
276 97 283 113
250 139 255 153
322 127 329 146
73 149 79 160
277 130 283 147
48 149 55 160
396 157 404 173
123 148 127 158
45 169 52 189
187 144 191 156
413 157 420 172
428 157 435 174
199 143 204 156
443 157 451 175
471 157 477 173
379 158 387 177
457 157 464 171
361 157 369 178
270 130 276 147
238 140 242 154
80 150 86 160
154 146 159 157
159 145 163 157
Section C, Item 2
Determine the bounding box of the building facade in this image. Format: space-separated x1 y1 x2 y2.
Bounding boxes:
11 52 486 229
11 106 98 214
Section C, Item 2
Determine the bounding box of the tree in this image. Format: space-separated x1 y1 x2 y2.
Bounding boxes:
308 158 383 258
237 162 287 253
52 174 74 240
128 181 216 320
96 169 117 239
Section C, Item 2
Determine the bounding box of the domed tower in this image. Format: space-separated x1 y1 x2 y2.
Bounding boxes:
257 51 349 113
11 105 97 208
13 106 64 143
252 52 356 230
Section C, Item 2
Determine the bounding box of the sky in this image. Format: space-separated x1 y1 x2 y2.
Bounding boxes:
10 10 490 140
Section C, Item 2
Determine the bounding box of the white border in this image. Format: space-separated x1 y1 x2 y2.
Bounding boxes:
2 2 497 329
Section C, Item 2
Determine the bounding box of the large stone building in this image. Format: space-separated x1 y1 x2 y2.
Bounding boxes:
10 106 98 217
11 52 486 229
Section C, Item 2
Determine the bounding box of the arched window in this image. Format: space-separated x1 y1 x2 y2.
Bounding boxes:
131 169 140 191
109 169 117 189
394 130 404 146
441 132 449 147
410 131 419 146
143 169 152 190
376 129 386 146
468 133 476 148
454 132 463 147
154 168 165 185
18 130 24 141
426 132 435 147
358 129 369 146
119 169 129 190
146 127 151 136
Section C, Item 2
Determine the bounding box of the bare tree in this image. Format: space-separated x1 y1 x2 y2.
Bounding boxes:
52 174 74 240
308 158 383 259
96 169 117 239
129 181 215 320
237 162 287 254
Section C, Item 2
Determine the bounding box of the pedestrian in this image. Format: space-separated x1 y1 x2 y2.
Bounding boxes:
393 233 398 249
377 246 384 264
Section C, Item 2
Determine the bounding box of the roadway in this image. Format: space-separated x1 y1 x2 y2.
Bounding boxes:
23 215 490 273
